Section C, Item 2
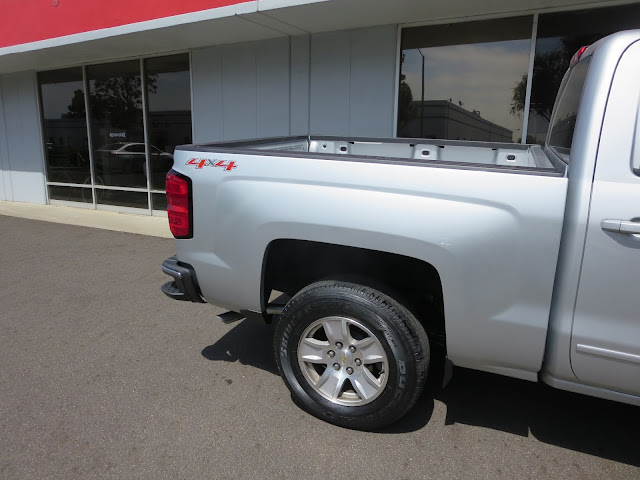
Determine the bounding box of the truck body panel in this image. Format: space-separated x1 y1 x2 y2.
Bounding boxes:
173 139 567 380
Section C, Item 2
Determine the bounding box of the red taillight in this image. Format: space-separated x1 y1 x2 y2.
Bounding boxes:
570 46 589 67
166 170 192 238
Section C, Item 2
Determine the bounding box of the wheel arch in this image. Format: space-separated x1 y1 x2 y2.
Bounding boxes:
262 238 446 351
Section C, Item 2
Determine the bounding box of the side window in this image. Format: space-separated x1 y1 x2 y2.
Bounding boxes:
548 57 591 160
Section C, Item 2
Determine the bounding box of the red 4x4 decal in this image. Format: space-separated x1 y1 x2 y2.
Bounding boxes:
186 158 237 171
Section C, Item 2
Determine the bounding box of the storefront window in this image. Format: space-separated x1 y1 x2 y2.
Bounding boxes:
145 54 191 205
39 67 92 202
40 55 192 212
527 4 640 144
398 17 533 143
87 60 146 191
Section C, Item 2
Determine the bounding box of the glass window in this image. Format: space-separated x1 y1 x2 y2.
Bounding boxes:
527 4 640 144
39 54 192 212
125 143 146 153
548 58 591 158
398 17 533 142
87 61 146 189
145 54 191 192
39 67 90 184
48 185 93 203
96 189 149 209
152 193 168 211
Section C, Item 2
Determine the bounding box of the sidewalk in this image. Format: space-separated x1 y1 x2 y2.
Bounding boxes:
0 201 172 238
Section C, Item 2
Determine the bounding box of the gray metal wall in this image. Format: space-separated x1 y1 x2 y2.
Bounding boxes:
191 37 292 143
191 25 398 143
0 71 46 203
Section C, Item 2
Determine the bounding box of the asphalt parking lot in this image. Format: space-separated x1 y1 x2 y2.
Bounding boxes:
1 214 639 480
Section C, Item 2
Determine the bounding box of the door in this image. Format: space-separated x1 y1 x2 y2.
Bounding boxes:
571 41 640 396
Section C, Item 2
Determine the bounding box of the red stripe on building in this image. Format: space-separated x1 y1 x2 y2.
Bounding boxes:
0 0 252 48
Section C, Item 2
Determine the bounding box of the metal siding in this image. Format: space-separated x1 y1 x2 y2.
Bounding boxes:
256 38 290 138
192 27 398 143
310 30 351 135
191 47 224 143
310 27 397 136
0 80 9 200
290 35 310 136
0 72 46 204
349 26 397 137
222 43 258 140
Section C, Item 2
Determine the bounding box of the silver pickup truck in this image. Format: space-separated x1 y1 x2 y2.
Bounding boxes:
161 30 640 429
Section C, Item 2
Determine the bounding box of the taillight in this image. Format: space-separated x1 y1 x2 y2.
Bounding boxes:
166 170 192 239
570 46 589 67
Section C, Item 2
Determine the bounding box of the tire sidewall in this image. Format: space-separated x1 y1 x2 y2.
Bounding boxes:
275 284 421 427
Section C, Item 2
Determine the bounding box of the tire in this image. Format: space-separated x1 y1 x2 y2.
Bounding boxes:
274 280 430 430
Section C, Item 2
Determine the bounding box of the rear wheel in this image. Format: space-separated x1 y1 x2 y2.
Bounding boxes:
274 280 430 430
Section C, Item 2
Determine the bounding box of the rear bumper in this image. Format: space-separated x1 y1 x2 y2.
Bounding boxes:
161 255 206 303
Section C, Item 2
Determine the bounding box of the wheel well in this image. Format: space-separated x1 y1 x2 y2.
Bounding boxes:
263 239 445 349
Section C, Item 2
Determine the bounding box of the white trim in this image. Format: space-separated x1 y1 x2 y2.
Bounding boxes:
258 0 328 11
140 58 153 215
82 65 97 208
46 182 93 188
0 2 258 56
521 13 539 144
399 0 640 29
152 209 169 218
33 71 49 205
94 185 149 192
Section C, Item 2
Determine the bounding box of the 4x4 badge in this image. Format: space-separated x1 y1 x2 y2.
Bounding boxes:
186 158 237 171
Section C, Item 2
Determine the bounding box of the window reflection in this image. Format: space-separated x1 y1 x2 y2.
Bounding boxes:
527 4 640 144
398 17 532 143
39 67 91 186
87 61 147 189
48 185 93 203
96 190 149 209
40 55 192 211
145 54 191 192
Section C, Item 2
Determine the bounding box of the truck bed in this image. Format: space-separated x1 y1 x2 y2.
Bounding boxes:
184 135 561 173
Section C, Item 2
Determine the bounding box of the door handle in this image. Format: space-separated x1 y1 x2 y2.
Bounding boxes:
601 219 640 234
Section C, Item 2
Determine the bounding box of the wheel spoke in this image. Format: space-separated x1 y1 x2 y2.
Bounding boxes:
316 370 347 401
298 337 327 364
354 336 385 363
322 317 351 344
351 368 383 401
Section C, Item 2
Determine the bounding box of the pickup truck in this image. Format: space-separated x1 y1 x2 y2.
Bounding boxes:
161 30 640 430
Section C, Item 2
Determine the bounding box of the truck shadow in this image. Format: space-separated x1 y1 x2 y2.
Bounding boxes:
201 321 638 466
201 319 278 375
388 367 640 467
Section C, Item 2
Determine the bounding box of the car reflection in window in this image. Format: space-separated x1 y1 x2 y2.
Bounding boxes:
94 142 173 188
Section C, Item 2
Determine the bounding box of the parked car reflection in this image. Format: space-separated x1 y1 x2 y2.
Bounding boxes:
93 142 173 188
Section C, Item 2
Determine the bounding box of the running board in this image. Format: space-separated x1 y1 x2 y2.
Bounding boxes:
217 311 245 324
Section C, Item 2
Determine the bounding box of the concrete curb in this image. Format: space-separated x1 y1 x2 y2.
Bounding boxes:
0 201 173 238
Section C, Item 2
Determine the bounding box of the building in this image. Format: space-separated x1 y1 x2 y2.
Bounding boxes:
1 0 639 215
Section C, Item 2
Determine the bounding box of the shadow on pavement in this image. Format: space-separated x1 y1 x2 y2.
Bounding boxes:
428 367 640 466
201 319 278 375
201 321 639 466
